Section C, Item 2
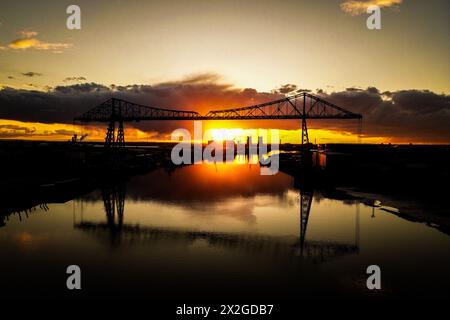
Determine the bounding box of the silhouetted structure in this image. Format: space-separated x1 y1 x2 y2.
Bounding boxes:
74 92 362 149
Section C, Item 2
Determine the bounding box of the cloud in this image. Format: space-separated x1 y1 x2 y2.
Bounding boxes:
275 84 297 94
340 0 402 16
178 73 222 84
7 31 73 52
0 74 448 143
53 82 110 94
0 124 36 133
0 75 284 137
8 76 14 79
22 72 42 77
9 38 73 51
0 124 36 138
316 87 450 142
0 121 79 139
63 76 87 82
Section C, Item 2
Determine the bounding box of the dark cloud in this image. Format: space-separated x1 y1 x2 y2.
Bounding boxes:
367 87 379 94
0 75 449 142
53 82 109 94
63 76 87 82
275 84 297 94
0 75 284 135
345 87 360 91
22 72 42 77
317 87 450 142
7 76 14 79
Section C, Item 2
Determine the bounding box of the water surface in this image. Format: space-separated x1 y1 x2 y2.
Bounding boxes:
1 162 449 301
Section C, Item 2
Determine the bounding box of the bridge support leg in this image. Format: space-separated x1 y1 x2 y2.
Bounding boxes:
104 120 126 148
301 117 312 167
301 92 310 157
301 117 309 147
105 120 116 147
116 120 125 147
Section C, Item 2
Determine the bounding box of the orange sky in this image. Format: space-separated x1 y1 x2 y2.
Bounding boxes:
0 118 388 144
0 1 448 144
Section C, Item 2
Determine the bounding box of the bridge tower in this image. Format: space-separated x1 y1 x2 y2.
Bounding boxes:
300 92 312 167
301 118 309 146
301 92 310 149
116 120 125 147
102 98 126 148
105 121 125 148
105 121 115 147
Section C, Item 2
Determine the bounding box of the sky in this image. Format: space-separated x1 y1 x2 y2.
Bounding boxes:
0 0 449 143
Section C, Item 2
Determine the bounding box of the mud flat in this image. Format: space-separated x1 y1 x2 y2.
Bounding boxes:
337 187 450 235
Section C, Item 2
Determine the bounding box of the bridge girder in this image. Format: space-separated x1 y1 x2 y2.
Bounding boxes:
73 92 362 148
74 98 201 123
74 92 362 122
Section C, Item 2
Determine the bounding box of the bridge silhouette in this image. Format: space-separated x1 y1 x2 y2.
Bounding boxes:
74 92 362 148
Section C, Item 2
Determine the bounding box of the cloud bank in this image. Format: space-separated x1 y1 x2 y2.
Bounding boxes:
320 87 450 142
0 74 449 143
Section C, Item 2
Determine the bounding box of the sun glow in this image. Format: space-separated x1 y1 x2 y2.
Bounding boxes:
206 128 274 143
0 118 389 144
204 127 385 144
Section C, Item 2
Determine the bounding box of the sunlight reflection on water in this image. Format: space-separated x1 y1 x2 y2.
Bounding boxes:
0 162 449 300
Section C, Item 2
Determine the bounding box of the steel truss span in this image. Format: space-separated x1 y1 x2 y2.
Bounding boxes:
74 92 362 122
73 92 362 148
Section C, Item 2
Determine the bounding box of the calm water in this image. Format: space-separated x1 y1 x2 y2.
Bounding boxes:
1 162 449 301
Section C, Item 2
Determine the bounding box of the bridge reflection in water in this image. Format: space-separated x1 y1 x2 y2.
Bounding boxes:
74 181 360 264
